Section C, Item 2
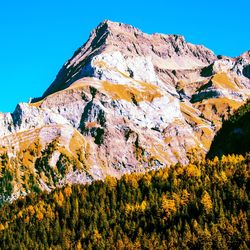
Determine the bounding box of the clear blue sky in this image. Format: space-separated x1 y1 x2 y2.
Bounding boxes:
0 0 249 112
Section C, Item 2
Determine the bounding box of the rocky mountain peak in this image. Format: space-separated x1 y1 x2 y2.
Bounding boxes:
96 19 143 35
239 50 250 60
42 20 217 98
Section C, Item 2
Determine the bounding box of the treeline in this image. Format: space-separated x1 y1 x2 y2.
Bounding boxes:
0 154 249 249
227 99 250 124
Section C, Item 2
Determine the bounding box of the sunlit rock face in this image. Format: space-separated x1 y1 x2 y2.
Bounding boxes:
0 20 249 203
43 20 217 97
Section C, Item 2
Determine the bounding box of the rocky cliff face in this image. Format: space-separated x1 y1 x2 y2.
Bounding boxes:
0 20 249 203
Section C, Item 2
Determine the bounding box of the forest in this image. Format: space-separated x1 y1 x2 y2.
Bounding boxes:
0 153 249 249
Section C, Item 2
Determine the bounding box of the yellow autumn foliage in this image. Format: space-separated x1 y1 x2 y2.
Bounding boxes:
125 200 147 214
0 223 5 231
105 176 117 189
162 197 177 217
64 186 72 198
36 211 44 221
185 164 201 177
102 81 162 103
201 191 213 214
27 205 35 216
54 191 65 207
181 189 190 205
124 174 139 189
212 72 237 91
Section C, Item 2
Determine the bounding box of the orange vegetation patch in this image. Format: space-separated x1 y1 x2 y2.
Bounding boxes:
149 143 171 163
68 130 93 169
212 73 238 91
84 121 100 129
211 97 242 109
94 60 109 69
18 138 42 168
180 102 214 150
180 103 208 127
102 81 162 103
194 97 242 124
69 131 86 155
94 60 131 79
176 80 186 91
0 147 7 154
29 101 42 108
164 137 171 144
69 79 95 90
22 151 35 168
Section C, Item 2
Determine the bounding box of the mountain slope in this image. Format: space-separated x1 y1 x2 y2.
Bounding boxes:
208 99 250 158
0 20 249 203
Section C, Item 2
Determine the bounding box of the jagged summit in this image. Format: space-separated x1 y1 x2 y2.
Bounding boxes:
239 50 250 59
42 20 216 98
94 19 143 35
95 20 190 46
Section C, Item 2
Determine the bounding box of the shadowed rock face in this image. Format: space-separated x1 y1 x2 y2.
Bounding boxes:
0 20 249 203
243 65 250 79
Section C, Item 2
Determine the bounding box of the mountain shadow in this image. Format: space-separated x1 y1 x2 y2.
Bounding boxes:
207 99 250 158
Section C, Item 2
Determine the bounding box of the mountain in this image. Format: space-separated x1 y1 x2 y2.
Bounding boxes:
208 99 250 158
0 20 249 203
